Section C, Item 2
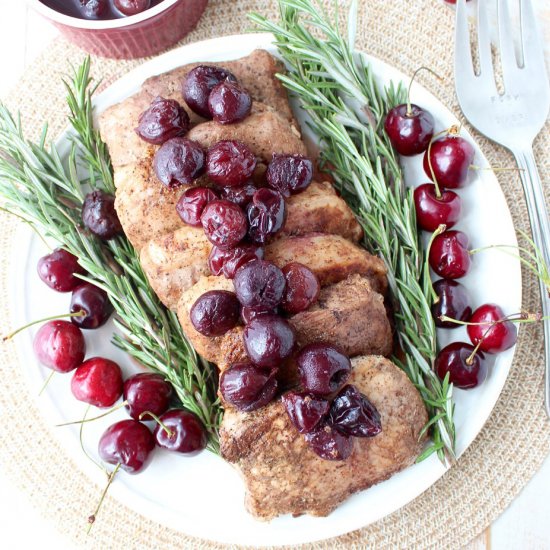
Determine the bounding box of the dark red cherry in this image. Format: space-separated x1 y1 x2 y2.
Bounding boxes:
33 320 85 373
80 0 107 18
135 96 189 145
153 409 207 454
413 183 462 232
82 190 123 240
247 188 286 244
304 422 353 461
200 199 247 250
429 230 471 279
219 363 278 412
176 187 218 227
233 260 286 310
296 343 351 396
189 290 240 337
206 140 256 187
328 384 382 437
240 306 276 324
182 65 237 119
114 0 151 16
281 391 329 434
243 315 295 368
123 373 173 420
70 282 114 329
221 182 257 207
423 135 475 188
153 138 206 187
266 154 313 196
467 303 518 353
98 420 155 474
208 81 252 124
432 279 473 328
37 248 86 292
71 357 123 408
384 104 435 156
435 342 487 389
208 244 264 279
281 262 320 314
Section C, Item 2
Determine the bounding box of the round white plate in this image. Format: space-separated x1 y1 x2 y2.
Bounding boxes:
8 33 521 546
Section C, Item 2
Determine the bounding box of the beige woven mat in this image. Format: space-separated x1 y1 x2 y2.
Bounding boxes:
1 0 549 548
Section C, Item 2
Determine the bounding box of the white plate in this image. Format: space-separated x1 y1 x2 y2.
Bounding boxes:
8 33 522 546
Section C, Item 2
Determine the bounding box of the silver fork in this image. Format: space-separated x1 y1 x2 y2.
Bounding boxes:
455 0 550 417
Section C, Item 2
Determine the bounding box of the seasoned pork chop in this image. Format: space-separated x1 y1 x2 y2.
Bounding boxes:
220 355 428 520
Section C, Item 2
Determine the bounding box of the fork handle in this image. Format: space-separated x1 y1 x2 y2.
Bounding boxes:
512 147 550 418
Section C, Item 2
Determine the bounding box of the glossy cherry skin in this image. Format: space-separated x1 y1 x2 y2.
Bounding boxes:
233 260 286 311
221 182 257 207
384 104 435 156
98 420 155 474
200 200 247 250
305 422 353 461
423 135 475 188
266 154 313 196
281 391 330 434
82 190 123 240
467 303 518 353
176 187 218 227
190 290 241 337
81 0 108 18
71 357 123 408
153 138 206 187
208 244 264 279
70 282 114 329
33 320 85 373
432 279 473 328
429 230 471 279
413 183 462 232
247 188 287 244
281 262 320 314
435 342 487 389
208 81 252 124
206 140 256 187
153 409 207 454
114 0 151 16
123 373 173 420
37 248 86 292
135 96 189 144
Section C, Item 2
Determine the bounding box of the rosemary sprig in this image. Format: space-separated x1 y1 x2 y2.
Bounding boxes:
251 0 456 461
0 61 222 452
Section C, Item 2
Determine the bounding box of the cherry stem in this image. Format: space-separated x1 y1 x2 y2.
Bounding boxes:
56 401 128 427
406 66 444 116
79 405 110 476
139 411 174 439
87 463 121 535
426 128 454 198
38 370 55 396
466 340 483 366
438 311 549 327
2 310 86 341
426 224 447 304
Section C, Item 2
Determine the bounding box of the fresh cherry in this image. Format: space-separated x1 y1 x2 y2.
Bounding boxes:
153 409 207 454
247 188 286 244
435 342 487 389
413 183 462 232
33 320 85 373
190 290 241 337
384 104 435 156
37 248 86 292
281 391 329 434
206 140 256 188
208 81 252 124
176 187 218 227
123 373 173 420
208 244 264 279
305 422 353 461
114 0 151 16
135 96 189 145
221 182 257 207
467 303 518 353
200 199 247 250
281 262 320 314
82 190 123 240
432 279 472 328
153 138 206 187
423 135 475 188
70 282 114 329
429 230 471 279
266 154 313 197
71 357 123 408
233 260 286 310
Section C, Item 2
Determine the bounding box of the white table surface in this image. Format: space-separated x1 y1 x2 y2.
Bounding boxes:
0 3 549 549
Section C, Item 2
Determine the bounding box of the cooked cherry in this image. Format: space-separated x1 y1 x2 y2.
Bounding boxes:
98 419 155 474
432 279 472 328
233 260 286 310
208 244 264 279
429 230 471 279
82 190 122 240
266 154 313 196
206 140 256 187
114 0 150 16
176 187 218 227
71 357 123 408
328 384 382 437
37 248 86 293
182 65 237 119
247 188 286 244
467 303 517 353
153 137 206 187
190 290 240 337
240 306 276 324
384 104 434 156
208 81 252 124
243 315 295 368
304 422 353 461
435 342 487 389
413 183 462 232
200 199 247 249
219 363 278 412
154 409 207 454
281 391 329 434
135 96 189 145
80 0 107 18
296 343 351 396
70 282 114 329
281 262 320 314
123 373 173 420
33 320 85 373
423 135 475 188
221 182 257 207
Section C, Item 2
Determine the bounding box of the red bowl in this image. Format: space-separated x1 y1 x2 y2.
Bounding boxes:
29 0 209 59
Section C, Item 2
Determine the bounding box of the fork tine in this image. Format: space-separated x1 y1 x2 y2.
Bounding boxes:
520 0 547 73
497 0 520 89
455 0 475 82
477 0 497 93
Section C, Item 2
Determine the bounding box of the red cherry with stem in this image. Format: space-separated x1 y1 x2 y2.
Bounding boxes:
152 409 207 454
71 358 123 408
33 320 85 373
123 373 173 420
435 342 487 389
467 303 518 353
70 282 114 329
429 230 471 279
37 248 86 292
413 183 462 232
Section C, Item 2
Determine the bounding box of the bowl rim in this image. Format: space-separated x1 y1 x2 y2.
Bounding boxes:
28 0 182 30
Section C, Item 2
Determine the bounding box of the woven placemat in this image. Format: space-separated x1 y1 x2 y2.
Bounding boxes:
1 0 549 548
